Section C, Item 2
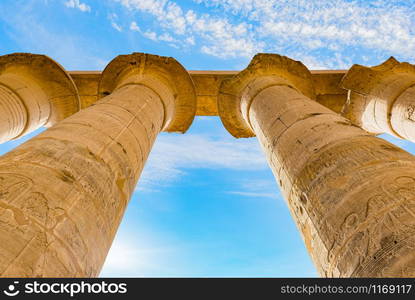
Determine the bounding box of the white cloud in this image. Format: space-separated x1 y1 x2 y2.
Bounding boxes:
141 30 176 42
159 32 175 42
196 0 415 63
185 36 195 45
227 179 281 200
64 0 91 12
115 0 262 58
108 13 123 32
228 191 278 200
129 21 140 31
114 0 415 67
136 133 268 191
111 22 123 32
142 30 158 41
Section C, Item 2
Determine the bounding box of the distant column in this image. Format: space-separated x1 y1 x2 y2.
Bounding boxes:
0 53 80 143
0 53 196 277
218 54 415 277
341 57 415 141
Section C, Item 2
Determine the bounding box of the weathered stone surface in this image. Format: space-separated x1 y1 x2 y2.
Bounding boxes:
0 53 196 277
190 71 235 116
2 50 415 278
0 53 346 142
69 71 101 109
68 70 347 117
98 53 196 133
341 57 415 140
312 71 347 114
218 53 415 277
0 53 80 143
218 54 316 138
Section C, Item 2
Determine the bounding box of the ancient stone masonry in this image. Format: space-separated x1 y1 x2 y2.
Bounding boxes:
1 52 415 277
0 53 196 277
341 57 415 141
0 54 80 143
217 54 415 277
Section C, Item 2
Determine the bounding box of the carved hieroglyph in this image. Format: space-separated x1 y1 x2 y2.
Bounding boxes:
218 54 415 277
0 53 196 277
0 53 80 143
2 50 415 278
341 57 415 141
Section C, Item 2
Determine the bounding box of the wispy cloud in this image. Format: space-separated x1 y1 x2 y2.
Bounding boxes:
228 191 278 200
119 0 262 58
108 13 123 32
129 21 140 32
111 22 123 32
64 0 91 12
115 0 415 68
136 133 268 191
227 179 281 201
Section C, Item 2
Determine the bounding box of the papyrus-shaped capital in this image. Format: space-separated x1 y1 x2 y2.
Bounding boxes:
99 53 197 133
340 57 415 137
217 53 315 138
0 53 80 127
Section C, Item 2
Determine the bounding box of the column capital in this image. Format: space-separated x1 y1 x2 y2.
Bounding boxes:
340 57 415 136
98 53 196 133
217 53 316 138
0 53 80 128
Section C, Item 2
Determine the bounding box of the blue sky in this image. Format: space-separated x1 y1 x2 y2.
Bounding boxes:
1 0 415 277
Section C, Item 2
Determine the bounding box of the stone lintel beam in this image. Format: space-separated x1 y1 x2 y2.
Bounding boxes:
68 70 347 117
341 57 415 140
218 53 415 277
0 53 80 143
0 53 196 277
69 71 101 109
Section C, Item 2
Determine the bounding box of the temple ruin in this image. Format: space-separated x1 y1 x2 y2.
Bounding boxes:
1 52 415 277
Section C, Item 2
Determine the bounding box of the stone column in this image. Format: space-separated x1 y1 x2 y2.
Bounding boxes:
218 54 415 277
341 57 415 141
0 53 81 143
0 53 196 277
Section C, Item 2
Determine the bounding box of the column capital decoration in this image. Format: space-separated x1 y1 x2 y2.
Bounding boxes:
0 53 80 127
217 53 316 138
340 57 415 135
98 52 196 133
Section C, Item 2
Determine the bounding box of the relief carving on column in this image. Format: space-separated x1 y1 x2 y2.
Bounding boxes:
0 52 197 277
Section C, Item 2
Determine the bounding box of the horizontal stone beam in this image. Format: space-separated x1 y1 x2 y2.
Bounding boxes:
69 70 347 116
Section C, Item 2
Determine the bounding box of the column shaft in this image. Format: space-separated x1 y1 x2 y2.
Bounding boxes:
0 83 164 277
247 85 415 277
